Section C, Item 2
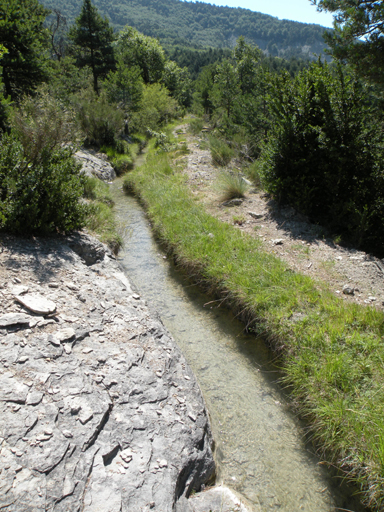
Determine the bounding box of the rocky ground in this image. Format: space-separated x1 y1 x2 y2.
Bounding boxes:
0 232 251 512
179 127 384 310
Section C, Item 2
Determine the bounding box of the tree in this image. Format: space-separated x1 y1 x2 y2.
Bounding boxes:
162 61 192 107
233 36 262 94
116 27 165 84
0 0 50 100
311 0 384 85
211 59 240 118
69 0 115 94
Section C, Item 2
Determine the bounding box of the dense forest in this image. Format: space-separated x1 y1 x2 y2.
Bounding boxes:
40 0 330 58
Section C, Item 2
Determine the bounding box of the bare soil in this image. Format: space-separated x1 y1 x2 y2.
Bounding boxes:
176 126 384 310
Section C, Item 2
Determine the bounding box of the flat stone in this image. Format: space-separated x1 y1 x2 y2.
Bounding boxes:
26 391 44 406
15 293 56 315
56 328 76 343
11 285 29 296
0 313 32 328
272 239 284 245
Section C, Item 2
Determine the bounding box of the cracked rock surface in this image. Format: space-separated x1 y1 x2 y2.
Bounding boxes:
0 233 216 511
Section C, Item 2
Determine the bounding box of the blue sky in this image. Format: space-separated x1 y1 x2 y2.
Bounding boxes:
191 0 335 27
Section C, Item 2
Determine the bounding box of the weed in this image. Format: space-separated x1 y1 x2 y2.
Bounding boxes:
233 214 246 225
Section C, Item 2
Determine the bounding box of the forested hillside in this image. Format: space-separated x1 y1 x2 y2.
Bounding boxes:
41 0 329 57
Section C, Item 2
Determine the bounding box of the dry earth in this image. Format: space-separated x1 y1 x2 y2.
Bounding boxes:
176 126 384 311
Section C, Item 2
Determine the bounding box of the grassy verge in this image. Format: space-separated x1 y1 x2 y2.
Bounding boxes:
83 176 122 253
124 138 384 510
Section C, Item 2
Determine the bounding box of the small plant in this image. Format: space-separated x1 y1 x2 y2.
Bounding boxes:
218 171 249 201
233 214 246 225
209 135 235 166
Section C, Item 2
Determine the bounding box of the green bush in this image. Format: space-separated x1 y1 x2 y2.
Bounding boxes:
100 145 134 175
131 83 179 133
0 133 87 234
72 88 124 147
260 62 384 254
209 135 235 166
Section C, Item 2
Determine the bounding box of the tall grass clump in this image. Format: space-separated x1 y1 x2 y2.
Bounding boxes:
218 171 249 200
209 135 235 166
124 134 384 511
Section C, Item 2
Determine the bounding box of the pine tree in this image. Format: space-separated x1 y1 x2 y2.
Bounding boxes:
69 0 115 94
0 0 50 100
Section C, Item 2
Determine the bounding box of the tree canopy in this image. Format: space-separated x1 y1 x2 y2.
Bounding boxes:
69 0 115 93
312 0 384 85
0 0 50 99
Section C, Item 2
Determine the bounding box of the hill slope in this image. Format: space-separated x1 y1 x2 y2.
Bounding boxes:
41 0 329 57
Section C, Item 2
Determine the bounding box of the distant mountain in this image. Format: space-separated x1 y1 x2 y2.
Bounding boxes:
41 0 330 58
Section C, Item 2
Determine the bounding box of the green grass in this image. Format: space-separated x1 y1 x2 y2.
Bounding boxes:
218 171 249 201
83 176 122 253
124 143 384 511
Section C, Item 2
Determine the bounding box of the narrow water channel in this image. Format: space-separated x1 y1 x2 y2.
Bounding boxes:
110 178 364 512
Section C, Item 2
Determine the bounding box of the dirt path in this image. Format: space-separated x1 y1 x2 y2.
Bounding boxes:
176 125 384 310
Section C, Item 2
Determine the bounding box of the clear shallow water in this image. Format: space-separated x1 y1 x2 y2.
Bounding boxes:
110 179 364 512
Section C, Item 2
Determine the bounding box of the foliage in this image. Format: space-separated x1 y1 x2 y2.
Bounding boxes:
116 26 165 84
209 136 235 167
0 0 50 100
103 60 143 114
0 132 86 234
10 89 81 162
69 0 115 93
72 88 124 147
260 61 384 253
131 83 179 133
312 0 384 86
40 0 329 59
100 145 134 175
47 56 93 101
211 59 241 119
162 60 192 107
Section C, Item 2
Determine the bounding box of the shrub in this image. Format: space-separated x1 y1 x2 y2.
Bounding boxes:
0 133 87 234
131 83 179 133
188 117 204 135
260 62 384 254
72 88 124 147
10 89 81 162
209 135 235 166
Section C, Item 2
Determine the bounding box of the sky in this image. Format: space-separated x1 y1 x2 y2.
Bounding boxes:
190 0 335 27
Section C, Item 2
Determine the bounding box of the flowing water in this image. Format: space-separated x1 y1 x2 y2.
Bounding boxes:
110 176 364 512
